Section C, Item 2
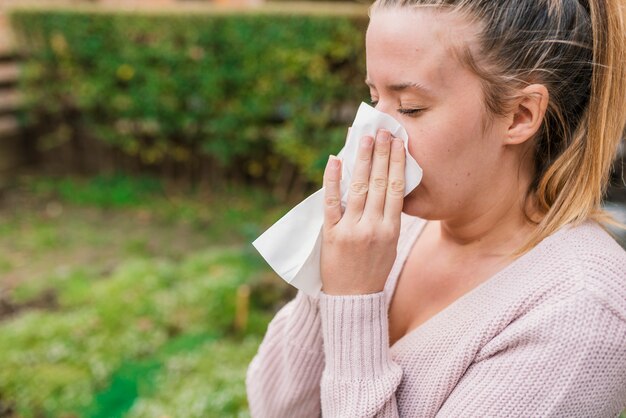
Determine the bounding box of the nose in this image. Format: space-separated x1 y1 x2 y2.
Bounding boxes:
373 100 393 116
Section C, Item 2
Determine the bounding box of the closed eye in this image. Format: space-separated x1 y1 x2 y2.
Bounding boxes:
370 100 425 117
398 108 424 116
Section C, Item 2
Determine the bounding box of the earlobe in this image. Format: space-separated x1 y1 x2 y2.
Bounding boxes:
506 84 549 145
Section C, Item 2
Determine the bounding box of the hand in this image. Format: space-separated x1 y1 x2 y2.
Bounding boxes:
320 129 406 296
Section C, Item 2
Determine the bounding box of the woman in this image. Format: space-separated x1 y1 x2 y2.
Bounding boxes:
246 0 626 416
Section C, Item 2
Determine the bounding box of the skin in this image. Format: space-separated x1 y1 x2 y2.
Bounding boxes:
320 7 549 296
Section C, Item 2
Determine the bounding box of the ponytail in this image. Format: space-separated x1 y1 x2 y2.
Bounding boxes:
521 0 626 256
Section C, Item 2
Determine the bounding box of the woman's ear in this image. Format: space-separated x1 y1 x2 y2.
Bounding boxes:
505 84 549 145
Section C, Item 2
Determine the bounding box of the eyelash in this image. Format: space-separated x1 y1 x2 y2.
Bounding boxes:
369 100 424 116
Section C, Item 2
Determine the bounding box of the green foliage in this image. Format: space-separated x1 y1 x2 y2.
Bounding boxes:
29 172 163 207
0 249 264 417
0 175 293 417
20 172 282 241
124 337 260 418
10 9 369 184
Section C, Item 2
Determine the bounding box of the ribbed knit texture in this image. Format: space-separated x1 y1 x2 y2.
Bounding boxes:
246 213 626 417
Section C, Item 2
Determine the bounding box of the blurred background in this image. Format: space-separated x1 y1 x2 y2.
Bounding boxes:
0 0 624 417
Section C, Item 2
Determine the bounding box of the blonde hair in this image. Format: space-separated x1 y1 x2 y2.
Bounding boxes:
370 0 626 257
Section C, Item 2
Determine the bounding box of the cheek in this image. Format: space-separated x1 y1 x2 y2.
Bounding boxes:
404 116 487 203
406 100 490 162
405 122 467 176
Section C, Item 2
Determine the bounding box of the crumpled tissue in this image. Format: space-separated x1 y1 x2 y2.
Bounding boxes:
252 102 423 298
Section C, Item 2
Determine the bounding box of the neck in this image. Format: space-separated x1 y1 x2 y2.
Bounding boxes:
437 183 540 259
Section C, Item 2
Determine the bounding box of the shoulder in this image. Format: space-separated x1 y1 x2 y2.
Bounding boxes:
549 219 626 322
472 218 625 342
478 254 626 369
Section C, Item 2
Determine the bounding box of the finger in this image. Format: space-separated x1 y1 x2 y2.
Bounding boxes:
323 155 343 226
344 135 374 220
363 129 392 220
383 138 406 222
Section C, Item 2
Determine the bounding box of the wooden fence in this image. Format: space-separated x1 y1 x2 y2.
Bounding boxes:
0 47 23 184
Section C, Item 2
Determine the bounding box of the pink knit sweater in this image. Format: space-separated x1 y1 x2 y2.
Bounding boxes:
246 214 626 417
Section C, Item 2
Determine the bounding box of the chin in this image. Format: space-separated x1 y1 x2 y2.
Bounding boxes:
401 187 432 219
401 204 429 219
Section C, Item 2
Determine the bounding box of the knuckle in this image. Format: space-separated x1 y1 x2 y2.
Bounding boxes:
325 195 340 207
373 177 387 191
375 148 390 157
358 229 376 244
350 181 369 195
324 178 338 187
378 227 395 243
389 179 405 195
324 231 342 247
358 152 372 162
381 226 397 241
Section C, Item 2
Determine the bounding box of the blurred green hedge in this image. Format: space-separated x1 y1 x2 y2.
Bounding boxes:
9 7 369 187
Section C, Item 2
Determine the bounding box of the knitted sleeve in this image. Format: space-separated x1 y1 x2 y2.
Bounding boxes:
436 288 626 417
245 290 324 418
318 291 403 418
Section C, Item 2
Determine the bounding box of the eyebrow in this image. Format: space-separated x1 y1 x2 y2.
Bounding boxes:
364 78 434 97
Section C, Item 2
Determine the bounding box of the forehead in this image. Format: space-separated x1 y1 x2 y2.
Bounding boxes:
365 7 479 92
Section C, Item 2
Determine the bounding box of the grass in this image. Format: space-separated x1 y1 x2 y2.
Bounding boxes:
0 173 294 417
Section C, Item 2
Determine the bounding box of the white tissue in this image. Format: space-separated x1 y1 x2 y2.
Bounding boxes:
252 102 423 298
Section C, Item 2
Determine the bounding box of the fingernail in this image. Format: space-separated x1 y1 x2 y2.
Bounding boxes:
392 138 403 149
328 155 340 170
361 136 373 147
377 130 390 142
